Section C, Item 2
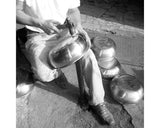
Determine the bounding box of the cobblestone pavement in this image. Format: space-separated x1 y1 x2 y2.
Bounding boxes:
16 1 144 128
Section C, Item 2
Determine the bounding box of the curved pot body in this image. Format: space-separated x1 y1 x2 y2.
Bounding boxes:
92 36 116 61
110 74 144 104
49 33 90 68
16 83 34 98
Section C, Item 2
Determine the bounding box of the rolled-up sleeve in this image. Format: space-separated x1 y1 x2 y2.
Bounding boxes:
68 0 80 9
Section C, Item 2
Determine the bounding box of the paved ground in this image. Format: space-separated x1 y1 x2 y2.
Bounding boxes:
16 1 144 128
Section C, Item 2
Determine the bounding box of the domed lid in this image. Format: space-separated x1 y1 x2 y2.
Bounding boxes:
92 36 116 50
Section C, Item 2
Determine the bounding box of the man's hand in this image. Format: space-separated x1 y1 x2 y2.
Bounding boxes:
67 8 91 47
38 20 61 35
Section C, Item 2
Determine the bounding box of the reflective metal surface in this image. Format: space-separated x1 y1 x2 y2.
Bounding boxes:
110 74 144 104
92 36 116 61
49 34 90 68
100 58 121 78
16 83 34 98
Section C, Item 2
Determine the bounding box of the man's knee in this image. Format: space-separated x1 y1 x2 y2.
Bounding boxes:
34 69 60 82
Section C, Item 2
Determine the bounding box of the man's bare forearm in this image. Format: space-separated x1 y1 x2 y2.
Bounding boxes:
16 10 42 28
16 1 61 35
16 1 41 27
67 8 82 27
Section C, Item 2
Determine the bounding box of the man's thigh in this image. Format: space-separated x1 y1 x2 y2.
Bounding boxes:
24 33 61 82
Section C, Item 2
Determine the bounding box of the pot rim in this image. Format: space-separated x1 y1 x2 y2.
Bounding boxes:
48 33 90 68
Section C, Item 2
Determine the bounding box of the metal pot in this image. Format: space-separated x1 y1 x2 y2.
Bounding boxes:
110 74 144 104
92 36 116 61
49 33 90 68
100 58 121 78
16 83 34 98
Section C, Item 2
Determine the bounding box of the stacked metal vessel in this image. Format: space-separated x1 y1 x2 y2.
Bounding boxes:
92 36 143 104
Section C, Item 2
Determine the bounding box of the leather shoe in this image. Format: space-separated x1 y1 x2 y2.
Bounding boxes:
90 102 115 125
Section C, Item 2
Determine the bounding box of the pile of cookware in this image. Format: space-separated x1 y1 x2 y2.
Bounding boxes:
92 36 144 104
92 36 121 78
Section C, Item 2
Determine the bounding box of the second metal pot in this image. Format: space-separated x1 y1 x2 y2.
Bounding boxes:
110 74 144 104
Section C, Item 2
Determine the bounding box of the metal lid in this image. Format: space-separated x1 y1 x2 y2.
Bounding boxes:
92 36 116 50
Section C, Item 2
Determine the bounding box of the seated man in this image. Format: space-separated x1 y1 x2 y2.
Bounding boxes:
16 0 115 125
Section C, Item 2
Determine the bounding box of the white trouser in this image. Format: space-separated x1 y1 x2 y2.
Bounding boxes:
24 30 105 105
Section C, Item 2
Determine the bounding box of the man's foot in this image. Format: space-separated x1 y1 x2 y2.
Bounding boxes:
54 73 69 89
90 102 115 125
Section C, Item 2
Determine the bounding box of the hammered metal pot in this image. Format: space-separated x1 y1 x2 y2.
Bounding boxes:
49 33 90 68
92 36 116 61
16 83 34 98
110 74 144 104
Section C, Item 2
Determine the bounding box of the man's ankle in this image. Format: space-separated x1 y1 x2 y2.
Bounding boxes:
89 99 105 106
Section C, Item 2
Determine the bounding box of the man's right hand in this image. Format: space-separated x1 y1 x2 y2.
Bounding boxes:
38 20 61 35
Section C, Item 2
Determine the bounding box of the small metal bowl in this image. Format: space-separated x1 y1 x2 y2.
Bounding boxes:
92 36 116 61
110 74 144 104
99 58 121 78
49 33 90 68
16 83 34 98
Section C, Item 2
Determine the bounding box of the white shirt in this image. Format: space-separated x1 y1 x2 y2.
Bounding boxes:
17 0 80 32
